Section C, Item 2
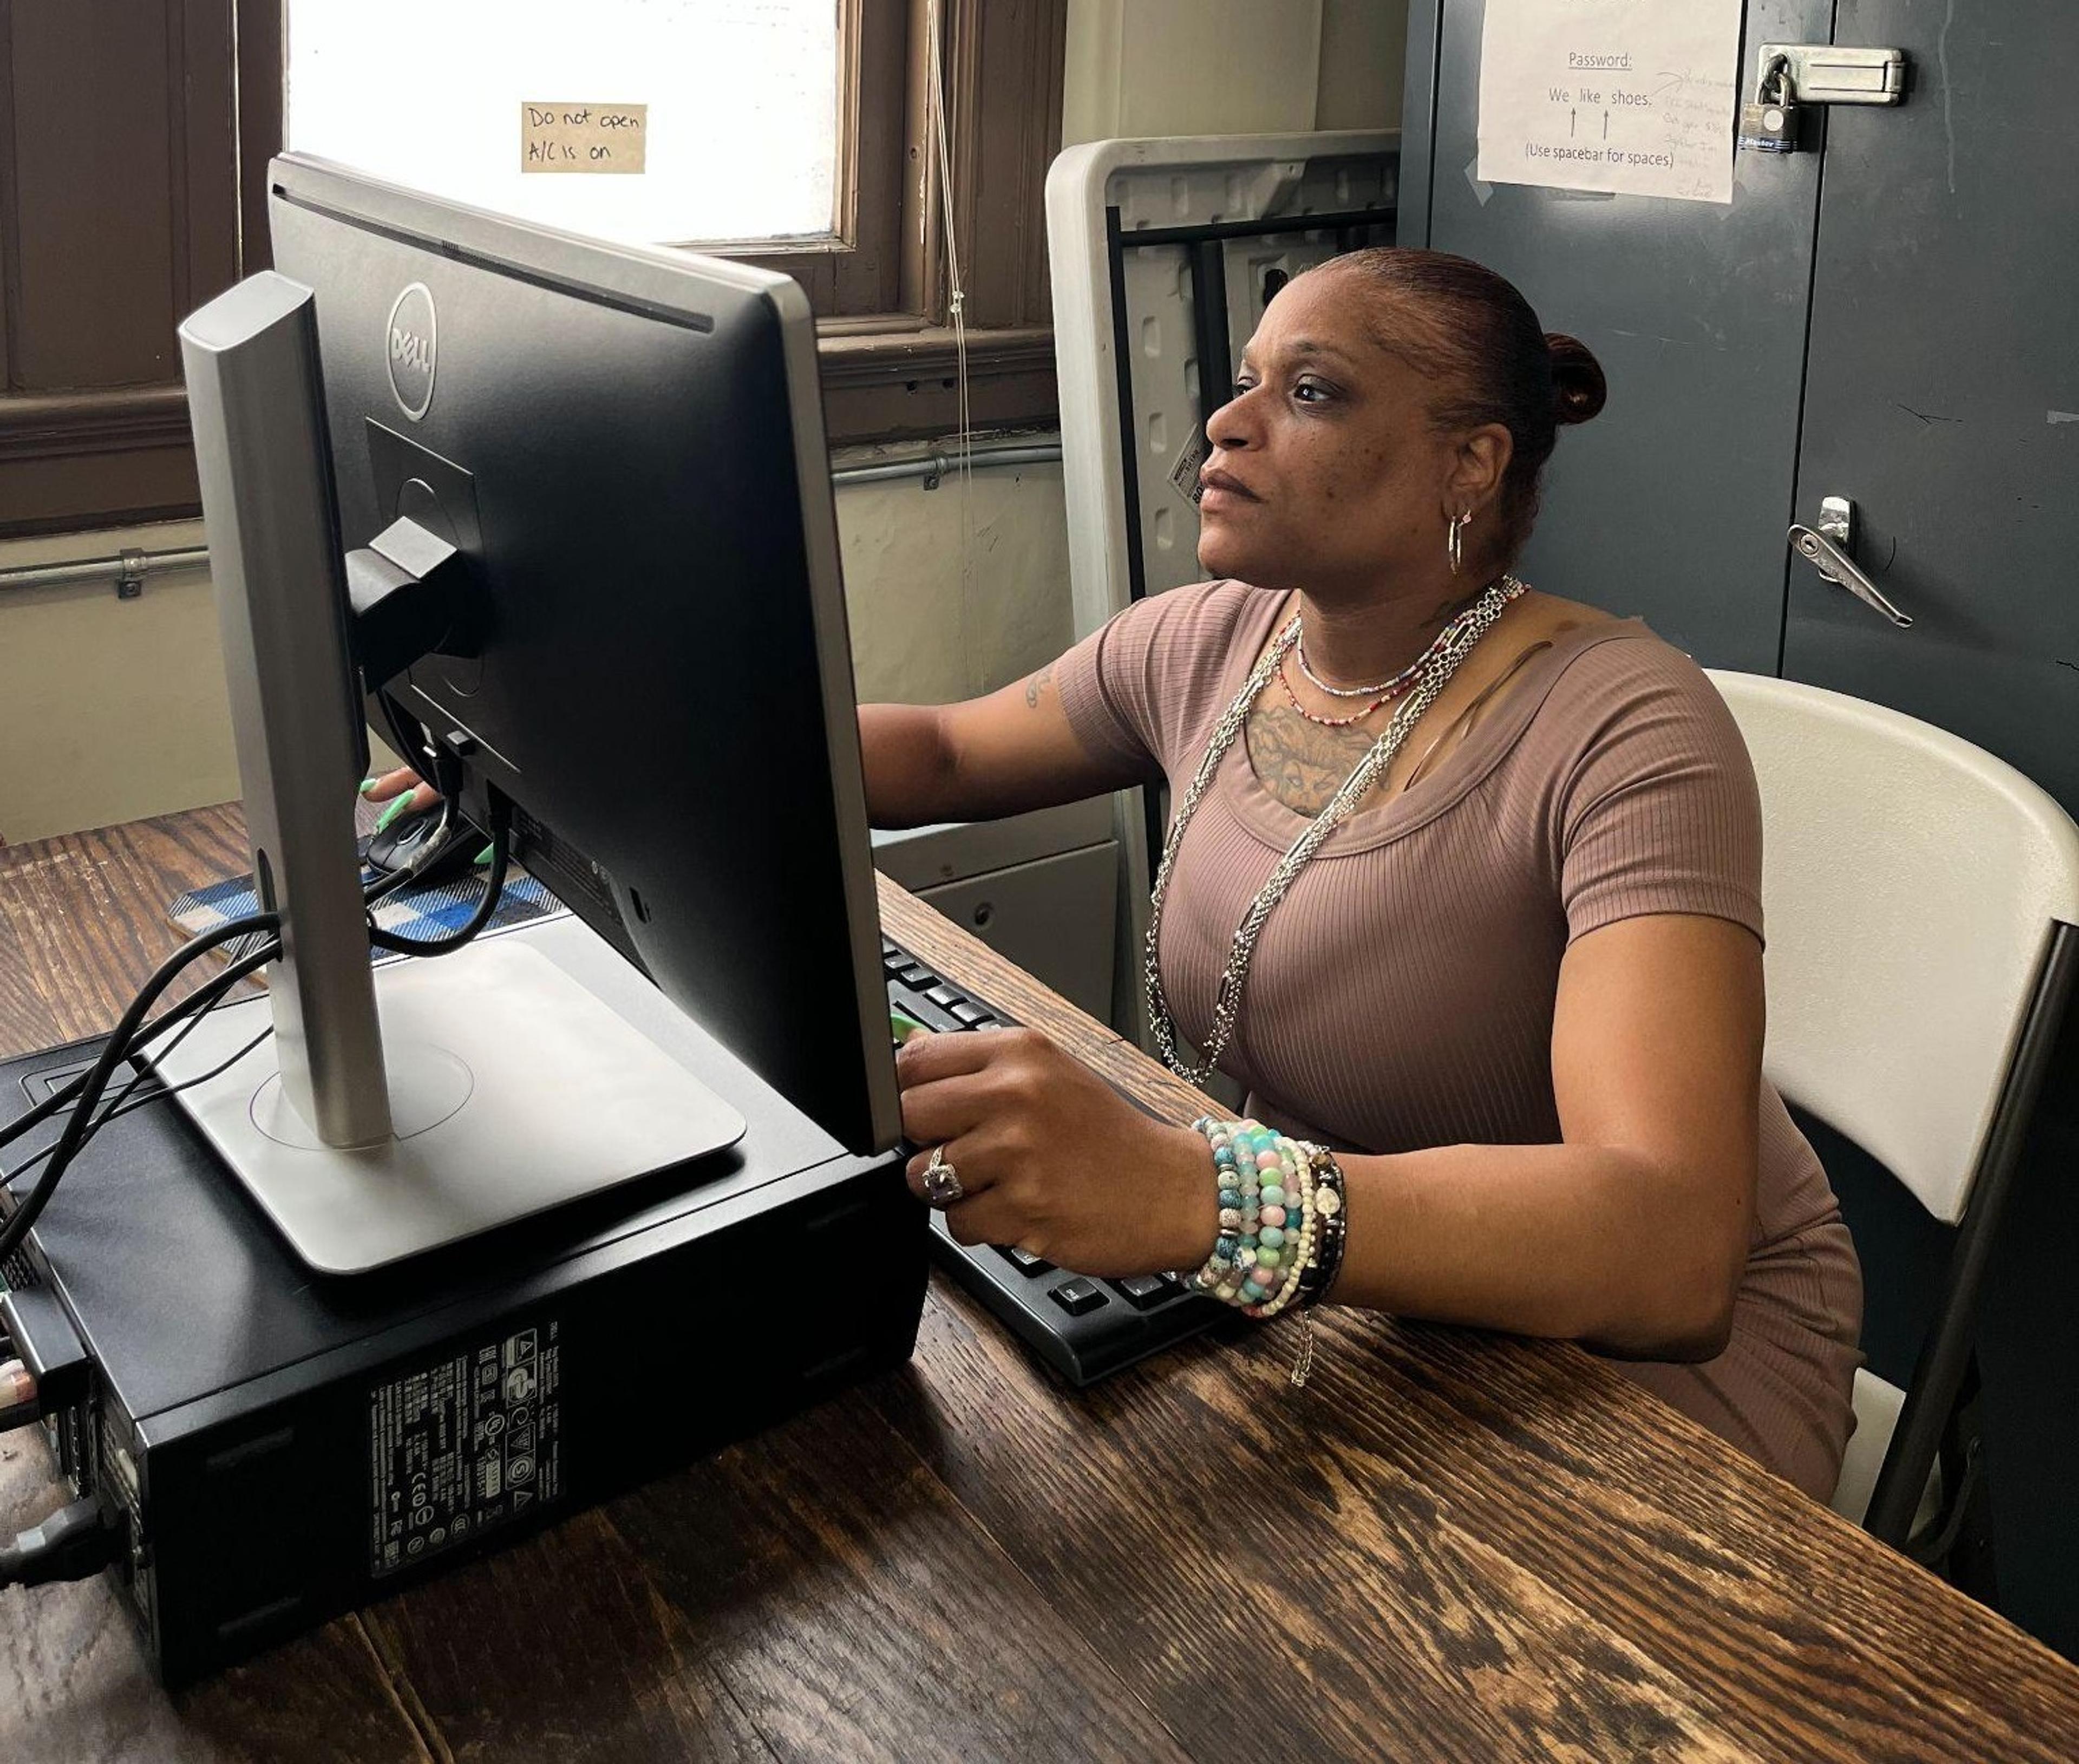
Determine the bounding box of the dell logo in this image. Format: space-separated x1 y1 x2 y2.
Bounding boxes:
390 326 432 374
384 283 437 421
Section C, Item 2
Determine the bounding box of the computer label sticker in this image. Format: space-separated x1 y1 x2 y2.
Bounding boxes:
368 1316 563 1578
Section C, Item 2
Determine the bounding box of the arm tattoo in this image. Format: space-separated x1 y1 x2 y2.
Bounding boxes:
1025 663 1054 709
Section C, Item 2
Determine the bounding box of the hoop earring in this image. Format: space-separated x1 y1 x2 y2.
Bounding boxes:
1447 509 1469 576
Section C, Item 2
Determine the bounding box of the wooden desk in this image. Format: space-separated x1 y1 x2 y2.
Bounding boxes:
5 804 2079 1762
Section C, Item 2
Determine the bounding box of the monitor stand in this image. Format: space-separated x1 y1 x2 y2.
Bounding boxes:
148 937 746 1274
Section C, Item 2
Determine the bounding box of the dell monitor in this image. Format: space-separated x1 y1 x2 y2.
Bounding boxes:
166 154 901 1271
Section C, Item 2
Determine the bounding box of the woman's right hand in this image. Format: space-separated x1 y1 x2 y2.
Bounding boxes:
361 766 441 830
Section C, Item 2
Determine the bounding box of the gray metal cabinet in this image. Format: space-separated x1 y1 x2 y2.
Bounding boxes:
1784 1 2079 809
1405 0 1835 674
1404 0 2078 795
1403 0 2079 1658
871 800 1118 1022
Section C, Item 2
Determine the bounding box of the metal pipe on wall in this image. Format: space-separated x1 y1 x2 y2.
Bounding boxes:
0 438 1067 597
0 546 211 598
832 441 1064 487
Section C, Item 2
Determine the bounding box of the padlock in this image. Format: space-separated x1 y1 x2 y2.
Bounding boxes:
1738 60 1801 154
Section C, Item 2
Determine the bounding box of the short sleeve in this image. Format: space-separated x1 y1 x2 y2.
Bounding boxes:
1550 642 1765 945
1052 579 1257 778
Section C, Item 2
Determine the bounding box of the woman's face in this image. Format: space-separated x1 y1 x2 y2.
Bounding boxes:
1195 267 1506 600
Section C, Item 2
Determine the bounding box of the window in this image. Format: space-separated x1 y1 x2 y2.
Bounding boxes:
285 1 843 248
0 0 1064 539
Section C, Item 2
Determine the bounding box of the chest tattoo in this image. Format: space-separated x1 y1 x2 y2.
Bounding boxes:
1244 703 1388 816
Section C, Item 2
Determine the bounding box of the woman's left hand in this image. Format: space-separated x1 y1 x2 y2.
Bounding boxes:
898 1026 1217 1278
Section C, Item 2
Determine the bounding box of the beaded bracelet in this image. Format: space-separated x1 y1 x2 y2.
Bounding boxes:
1184 1119 1354 1387
1184 1118 1328 1313
1293 1146 1349 1311
1189 1123 1264 1306
1247 1134 1316 1319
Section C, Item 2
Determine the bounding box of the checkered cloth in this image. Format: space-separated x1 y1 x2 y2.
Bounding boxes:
169 840 564 964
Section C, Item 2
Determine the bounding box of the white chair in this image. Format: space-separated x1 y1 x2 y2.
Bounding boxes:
1708 671 2079 1549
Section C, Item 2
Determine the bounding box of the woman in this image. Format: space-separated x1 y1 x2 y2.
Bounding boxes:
860 249 1861 1499
372 248 1862 1495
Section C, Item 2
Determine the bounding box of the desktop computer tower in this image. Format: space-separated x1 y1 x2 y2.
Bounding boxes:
1 922 927 1688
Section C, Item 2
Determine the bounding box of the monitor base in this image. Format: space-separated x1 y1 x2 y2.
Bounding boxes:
149 939 747 1273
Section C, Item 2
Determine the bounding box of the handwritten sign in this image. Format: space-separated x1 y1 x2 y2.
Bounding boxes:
1476 0 1741 204
520 103 648 175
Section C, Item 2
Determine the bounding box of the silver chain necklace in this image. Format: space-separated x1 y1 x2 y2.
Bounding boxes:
1146 576 1527 1086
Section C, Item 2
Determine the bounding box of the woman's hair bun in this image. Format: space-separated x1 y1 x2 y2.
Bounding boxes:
1545 333 1607 426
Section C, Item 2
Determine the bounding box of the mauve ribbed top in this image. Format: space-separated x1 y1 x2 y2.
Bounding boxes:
1056 579 1861 1500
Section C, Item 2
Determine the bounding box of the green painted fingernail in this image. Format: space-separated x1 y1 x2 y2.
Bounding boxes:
374 796 410 832
474 845 494 866
358 777 380 795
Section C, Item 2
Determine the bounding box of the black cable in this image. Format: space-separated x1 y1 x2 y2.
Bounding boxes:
0 932 278 1157
376 688 439 785
3 1019 279 1193
0 1498 126 1590
0 938 275 1256
100 938 272 1099
0 929 285 1196
88 998 271 1136
0 844 436 1159
376 688 468 803
0 914 278 1266
364 692 483 906
1 803 506 1258
89 841 481 1145
366 817 509 956
113 1027 274 1116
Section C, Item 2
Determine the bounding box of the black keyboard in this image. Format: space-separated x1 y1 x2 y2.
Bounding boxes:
881 934 1224 1385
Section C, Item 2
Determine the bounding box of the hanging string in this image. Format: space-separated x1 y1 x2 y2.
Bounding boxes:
926 0 977 687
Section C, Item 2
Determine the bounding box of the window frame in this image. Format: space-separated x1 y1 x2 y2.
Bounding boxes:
0 0 1063 540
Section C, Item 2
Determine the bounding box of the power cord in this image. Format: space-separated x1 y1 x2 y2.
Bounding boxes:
0 1498 127 1591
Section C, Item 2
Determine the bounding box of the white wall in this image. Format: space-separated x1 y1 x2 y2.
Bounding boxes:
0 463 1075 844
1318 0 1409 133
839 452 1075 709
0 521 240 844
0 0 1407 845
1063 0 1404 146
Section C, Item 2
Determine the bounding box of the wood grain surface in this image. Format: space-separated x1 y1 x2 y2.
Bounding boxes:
2 808 2077 1762
0 810 254 1048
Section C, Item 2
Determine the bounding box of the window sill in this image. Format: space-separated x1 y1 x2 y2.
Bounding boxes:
0 325 1058 536
0 389 202 540
815 323 1057 445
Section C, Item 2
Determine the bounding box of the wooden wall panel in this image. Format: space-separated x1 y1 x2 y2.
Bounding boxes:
0 0 242 534
10 4 182 387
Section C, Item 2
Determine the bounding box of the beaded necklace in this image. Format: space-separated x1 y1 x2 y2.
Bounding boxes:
1294 629 1424 700
1273 656 1410 729
1146 576 1526 1086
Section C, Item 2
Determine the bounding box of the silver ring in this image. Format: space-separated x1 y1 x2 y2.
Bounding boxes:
921 1145 964 1207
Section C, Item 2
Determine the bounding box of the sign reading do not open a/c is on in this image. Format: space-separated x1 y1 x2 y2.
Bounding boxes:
520 103 648 174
